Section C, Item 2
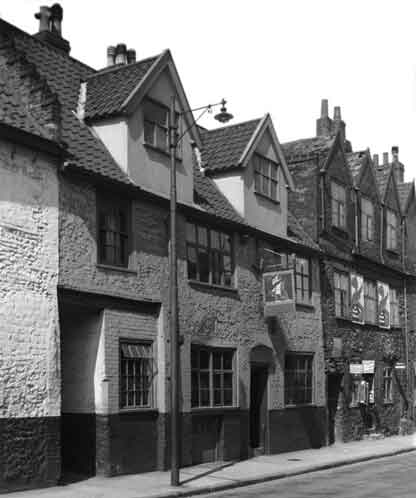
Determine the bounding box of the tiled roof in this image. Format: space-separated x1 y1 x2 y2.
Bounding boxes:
193 162 245 224
374 166 391 199
282 136 334 160
397 182 413 212
84 55 159 120
1 19 132 185
287 211 320 251
346 150 366 181
200 119 261 173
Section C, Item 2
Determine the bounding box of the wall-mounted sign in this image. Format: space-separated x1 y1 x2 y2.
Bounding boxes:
362 360 375 374
350 363 363 375
350 273 364 324
377 281 390 329
263 269 295 316
395 362 406 370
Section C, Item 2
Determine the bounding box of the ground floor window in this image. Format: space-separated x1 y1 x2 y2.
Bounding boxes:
284 353 313 405
120 342 153 408
191 347 235 407
383 367 394 403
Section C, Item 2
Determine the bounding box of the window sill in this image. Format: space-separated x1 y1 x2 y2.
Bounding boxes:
254 191 280 205
285 403 315 409
119 408 158 416
143 142 182 161
96 263 137 275
385 248 399 257
331 225 349 238
191 406 240 416
383 402 394 406
296 301 314 311
188 279 238 295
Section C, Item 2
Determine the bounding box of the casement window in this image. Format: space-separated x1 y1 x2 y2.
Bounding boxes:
334 271 349 318
331 181 347 229
364 280 377 324
295 257 310 303
253 154 280 202
143 98 181 157
186 222 233 287
98 197 130 267
386 209 398 250
257 241 289 272
120 342 153 409
361 197 374 241
390 288 400 327
383 366 393 403
191 348 235 408
284 353 313 405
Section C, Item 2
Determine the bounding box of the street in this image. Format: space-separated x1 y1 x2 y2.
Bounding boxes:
199 452 416 498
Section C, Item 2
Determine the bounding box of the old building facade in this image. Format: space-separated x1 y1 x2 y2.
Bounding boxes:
283 100 416 444
0 5 327 490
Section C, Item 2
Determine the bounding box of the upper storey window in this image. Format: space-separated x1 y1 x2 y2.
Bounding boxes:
331 181 347 229
386 209 398 251
361 197 374 242
253 154 280 202
143 98 181 158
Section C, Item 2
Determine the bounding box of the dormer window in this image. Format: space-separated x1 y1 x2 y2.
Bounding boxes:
386 209 398 250
253 154 280 202
143 98 181 158
361 197 374 241
331 181 346 229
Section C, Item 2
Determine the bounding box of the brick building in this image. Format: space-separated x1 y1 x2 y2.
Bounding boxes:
0 5 327 490
283 100 416 444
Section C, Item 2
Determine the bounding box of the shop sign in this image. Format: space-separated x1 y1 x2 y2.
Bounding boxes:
263 269 295 316
350 363 363 374
395 362 406 370
362 360 375 374
377 281 390 329
350 273 364 324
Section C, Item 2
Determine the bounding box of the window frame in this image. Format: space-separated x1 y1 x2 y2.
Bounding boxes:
331 181 347 229
191 347 235 409
390 288 400 327
253 153 280 203
97 195 130 268
361 196 374 242
383 366 394 404
119 340 154 410
295 256 311 304
186 222 234 288
364 280 377 324
386 209 398 251
334 270 349 319
284 353 314 406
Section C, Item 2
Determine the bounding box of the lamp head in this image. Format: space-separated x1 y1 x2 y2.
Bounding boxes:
214 99 233 124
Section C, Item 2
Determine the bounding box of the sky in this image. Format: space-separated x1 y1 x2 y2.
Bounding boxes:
2 0 416 181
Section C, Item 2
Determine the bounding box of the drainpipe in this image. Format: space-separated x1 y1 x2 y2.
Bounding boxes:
380 203 384 263
404 279 411 420
319 167 325 237
354 187 360 253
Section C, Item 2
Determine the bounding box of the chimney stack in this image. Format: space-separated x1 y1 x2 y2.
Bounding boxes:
107 46 116 67
34 3 70 53
391 145 404 183
127 49 136 64
373 154 379 169
316 98 332 137
114 44 127 64
383 152 389 166
106 44 136 66
331 106 346 143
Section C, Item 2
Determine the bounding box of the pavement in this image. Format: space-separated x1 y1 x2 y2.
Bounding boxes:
4 434 416 498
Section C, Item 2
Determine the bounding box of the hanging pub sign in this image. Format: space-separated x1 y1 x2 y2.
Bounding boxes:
350 273 364 324
263 269 295 316
377 281 390 329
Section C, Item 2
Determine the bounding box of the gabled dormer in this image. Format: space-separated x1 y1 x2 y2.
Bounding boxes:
200 114 294 238
80 48 199 204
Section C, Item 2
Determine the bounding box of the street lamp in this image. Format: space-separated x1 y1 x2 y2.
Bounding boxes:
169 97 233 486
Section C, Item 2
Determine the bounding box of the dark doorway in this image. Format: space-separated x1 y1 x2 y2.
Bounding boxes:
250 365 268 453
327 374 343 445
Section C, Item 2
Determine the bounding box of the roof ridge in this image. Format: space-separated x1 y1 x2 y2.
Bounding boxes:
85 53 161 80
202 117 262 134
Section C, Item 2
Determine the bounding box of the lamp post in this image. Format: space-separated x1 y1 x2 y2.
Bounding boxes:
169 96 233 486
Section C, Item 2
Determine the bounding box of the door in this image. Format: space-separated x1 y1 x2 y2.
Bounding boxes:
250 365 268 453
327 374 343 445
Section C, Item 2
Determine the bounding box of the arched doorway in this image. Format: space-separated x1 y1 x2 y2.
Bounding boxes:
250 345 273 455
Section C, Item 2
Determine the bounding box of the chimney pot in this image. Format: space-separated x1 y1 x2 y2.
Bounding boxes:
391 146 399 161
373 154 379 168
50 3 63 34
321 99 328 118
127 49 136 64
115 43 127 64
334 106 341 121
35 6 51 32
107 46 116 67
383 152 389 166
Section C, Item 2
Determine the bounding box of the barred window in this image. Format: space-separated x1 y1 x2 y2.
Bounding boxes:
253 154 280 202
334 271 349 318
386 209 398 250
390 288 400 327
285 354 313 405
383 367 393 403
186 222 233 287
191 348 234 408
98 198 129 267
361 197 374 241
295 257 310 303
364 280 377 324
120 342 153 409
331 181 347 228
